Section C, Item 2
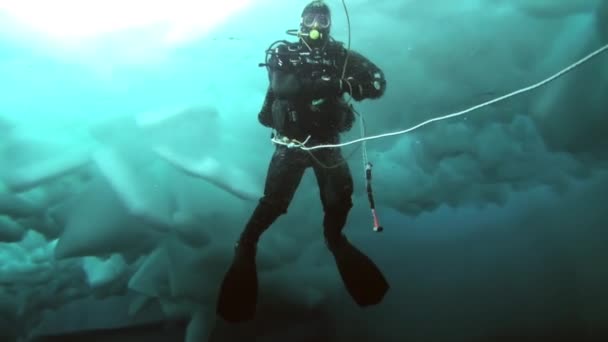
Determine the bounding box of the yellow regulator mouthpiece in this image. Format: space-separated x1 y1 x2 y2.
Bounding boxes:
309 29 320 40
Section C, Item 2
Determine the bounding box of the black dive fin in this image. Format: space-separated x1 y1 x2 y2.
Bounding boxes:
216 253 258 323
334 241 389 307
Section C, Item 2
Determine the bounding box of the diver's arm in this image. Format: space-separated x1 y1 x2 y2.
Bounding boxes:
266 43 304 99
341 50 387 101
258 86 275 127
270 70 303 98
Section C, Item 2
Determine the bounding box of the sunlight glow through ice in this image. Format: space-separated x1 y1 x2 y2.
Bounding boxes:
0 0 253 44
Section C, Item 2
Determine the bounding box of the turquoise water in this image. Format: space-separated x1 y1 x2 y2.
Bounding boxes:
1 1 607 341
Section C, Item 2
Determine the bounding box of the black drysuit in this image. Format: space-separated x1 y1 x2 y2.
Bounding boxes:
216 38 389 324
239 39 387 250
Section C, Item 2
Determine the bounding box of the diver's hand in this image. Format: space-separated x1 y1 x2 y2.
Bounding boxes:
341 77 364 100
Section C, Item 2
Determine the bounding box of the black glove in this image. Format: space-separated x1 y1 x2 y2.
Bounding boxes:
311 76 366 101
341 77 365 101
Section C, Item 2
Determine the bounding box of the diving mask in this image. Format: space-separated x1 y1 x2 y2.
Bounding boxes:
301 13 331 29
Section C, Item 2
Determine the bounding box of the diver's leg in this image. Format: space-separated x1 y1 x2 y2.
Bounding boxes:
239 146 308 248
217 146 307 323
312 147 389 307
311 147 354 250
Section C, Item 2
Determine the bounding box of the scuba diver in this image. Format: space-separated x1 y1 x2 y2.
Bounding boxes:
216 0 389 323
